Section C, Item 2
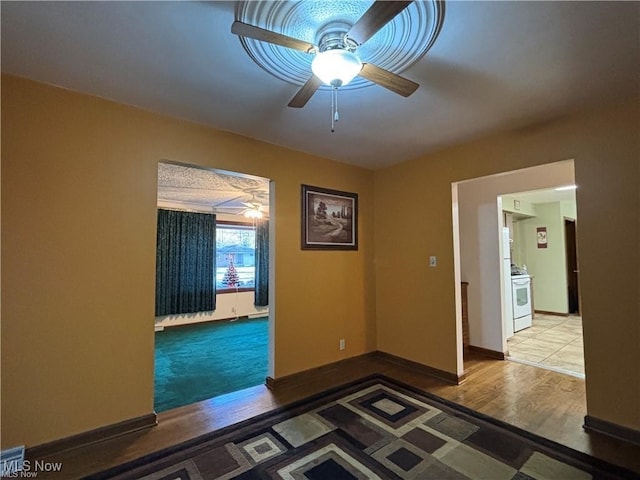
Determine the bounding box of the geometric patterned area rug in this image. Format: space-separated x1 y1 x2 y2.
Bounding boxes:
87 375 637 480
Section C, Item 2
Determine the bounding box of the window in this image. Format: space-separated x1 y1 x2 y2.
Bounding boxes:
216 222 256 292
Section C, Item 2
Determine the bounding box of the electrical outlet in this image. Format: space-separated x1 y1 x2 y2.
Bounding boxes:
339 339 345 351
429 256 437 267
231 307 237 314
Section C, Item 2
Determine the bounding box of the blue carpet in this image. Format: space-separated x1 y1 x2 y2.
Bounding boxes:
154 317 268 413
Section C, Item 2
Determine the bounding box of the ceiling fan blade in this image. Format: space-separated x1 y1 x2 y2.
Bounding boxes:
231 21 316 53
213 195 247 208
359 63 419 97
347 1 413 45
288 75 323 108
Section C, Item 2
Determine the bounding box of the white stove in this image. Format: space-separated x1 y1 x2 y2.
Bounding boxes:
512 274 532 331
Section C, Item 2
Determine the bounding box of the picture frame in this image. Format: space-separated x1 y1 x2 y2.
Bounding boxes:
301 184 358 250
537 226 548 248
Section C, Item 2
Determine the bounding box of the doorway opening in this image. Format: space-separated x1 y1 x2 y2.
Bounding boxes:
502 186 583 377
565 219 580 314
154 161 274 412
452 159 584 379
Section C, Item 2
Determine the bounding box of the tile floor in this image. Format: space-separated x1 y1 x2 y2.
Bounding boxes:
506 313 584 378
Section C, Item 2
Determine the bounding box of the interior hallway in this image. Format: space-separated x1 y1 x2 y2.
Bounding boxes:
507 314 584 377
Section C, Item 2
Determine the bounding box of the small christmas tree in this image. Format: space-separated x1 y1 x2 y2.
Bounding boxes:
222 255 240 288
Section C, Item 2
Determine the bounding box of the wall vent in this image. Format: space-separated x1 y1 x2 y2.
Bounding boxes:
0 446 25 476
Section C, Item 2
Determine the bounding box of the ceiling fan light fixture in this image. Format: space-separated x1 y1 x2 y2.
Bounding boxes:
244 207 263 219
311 49 362 87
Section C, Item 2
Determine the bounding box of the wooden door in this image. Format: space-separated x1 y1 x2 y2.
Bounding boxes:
565 219 579 314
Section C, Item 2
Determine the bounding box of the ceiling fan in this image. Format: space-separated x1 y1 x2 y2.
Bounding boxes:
231 1 419 114
240 200 264 219
214 194 265 219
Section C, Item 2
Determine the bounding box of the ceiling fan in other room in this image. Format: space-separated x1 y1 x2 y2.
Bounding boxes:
240 200 264 219
214 194 266 219
231 1 430 131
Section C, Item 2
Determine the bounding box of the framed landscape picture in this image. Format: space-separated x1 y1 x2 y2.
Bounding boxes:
301 184 358 250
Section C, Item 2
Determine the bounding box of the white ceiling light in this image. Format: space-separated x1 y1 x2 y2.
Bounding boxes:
311 48 363 132
555 185 577 191
244 209 263 219
244 204 263 219
311 49 362 87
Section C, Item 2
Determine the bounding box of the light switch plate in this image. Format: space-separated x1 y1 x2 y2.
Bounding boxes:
429 256 437 267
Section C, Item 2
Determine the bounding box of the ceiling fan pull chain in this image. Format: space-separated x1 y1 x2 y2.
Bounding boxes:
331 87 336 133
330 87 340 133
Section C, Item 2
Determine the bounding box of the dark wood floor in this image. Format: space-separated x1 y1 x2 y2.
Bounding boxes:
34 352 640 478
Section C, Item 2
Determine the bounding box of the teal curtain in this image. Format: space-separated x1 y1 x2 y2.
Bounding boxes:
254 219 269 307
155 209 216 316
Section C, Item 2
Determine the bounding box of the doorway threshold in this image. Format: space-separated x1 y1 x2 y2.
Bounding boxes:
506 356 585 380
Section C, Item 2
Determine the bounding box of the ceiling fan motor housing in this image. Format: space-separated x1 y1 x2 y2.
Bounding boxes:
315 21 358 53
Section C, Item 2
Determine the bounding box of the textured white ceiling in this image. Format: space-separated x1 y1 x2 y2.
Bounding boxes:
2 1 638 170
157 163 269 216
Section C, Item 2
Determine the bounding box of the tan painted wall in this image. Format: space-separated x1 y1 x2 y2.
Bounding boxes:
1 75 376 448
375 100 639 430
